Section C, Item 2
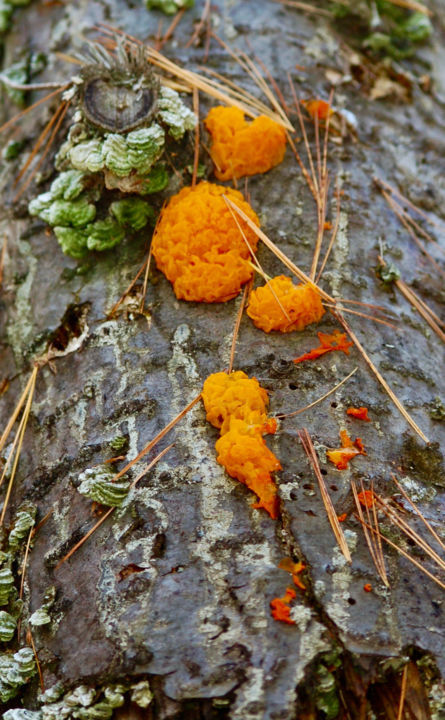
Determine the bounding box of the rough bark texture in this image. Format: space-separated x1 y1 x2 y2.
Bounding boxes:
1 1 445 719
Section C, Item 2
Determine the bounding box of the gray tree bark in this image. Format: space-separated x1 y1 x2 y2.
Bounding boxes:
1 1 444 718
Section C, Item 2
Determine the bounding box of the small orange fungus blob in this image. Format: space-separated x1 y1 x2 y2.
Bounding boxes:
270 587 296 624
293 330 353 364
278 557 306 590
327 429 366 470
357 490 376 508
247 275 325 333
202 371 281 519
151 182 260 302
337 513 348 522
363 583 372 593
205 106 287 181
303 99 333 120
347 407 371 422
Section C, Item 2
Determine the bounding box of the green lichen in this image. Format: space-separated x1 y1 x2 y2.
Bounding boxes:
0 647 36 703
430 397 445 422
86 218 126 252
157 86 197 140
110 198 155 231
77 466 130 507
8 508 36 550
3 710 42 719
376 261 400 284
0 0 32 34
2 139 26 160
108 436 128 452
53 226 90 259
145 0 194 15
0 609 17 641
5 679 154 719
0 566 14 606
130 680 153 708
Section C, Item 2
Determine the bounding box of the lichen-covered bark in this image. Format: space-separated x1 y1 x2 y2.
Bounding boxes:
1 1 444 719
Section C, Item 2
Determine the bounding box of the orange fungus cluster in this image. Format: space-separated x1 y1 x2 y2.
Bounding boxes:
270 587 296 625
303 99 333 121
294 330 353 364
347 406 371 421
278 557 306 591
201 371 281 519
246 275 325 333
205 106 287 181
151 182 260 302
327 429 366 470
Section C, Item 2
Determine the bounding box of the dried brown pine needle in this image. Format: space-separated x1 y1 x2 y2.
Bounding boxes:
0 366 38 525
397 664 408 720
228 281 251 374
351 479 389 586
277 367 358 419
97 24 293 130
391 475 445 554
225 195 429 444
299 428 351 562
334 313 429 444
56 443 174 569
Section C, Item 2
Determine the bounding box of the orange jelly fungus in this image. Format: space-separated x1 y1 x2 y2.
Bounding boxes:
337 513 348 522
363 583 372 593
357 490 376 508
205 106 287 181
270 587 296 625
151 182 260 303
278 557 306 590
293 330 353 364
327 429 366 470
347 407 370 421
202 371 281 519
303 99 333 121
246 275 325 333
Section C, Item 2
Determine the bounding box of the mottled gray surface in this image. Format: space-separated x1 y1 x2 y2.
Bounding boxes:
1 0 445 718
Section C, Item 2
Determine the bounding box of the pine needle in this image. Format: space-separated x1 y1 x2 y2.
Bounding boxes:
55 443 174 569
111 393 202 483
13 100 67 188
298 428 351 562
0 85 69 135
156 8 185 51
276 0 333 15
27 628 44 692
139 246 153 315
397 665 408 720
391 475 445 554
228 281 251 373
351 479 389 586
14 100 70 201
192 86 200 188
225 195 429 444
277 367 358 419
107 250 152 318
334 313 429 444
97 24 294 130
359 517 445 590
0 234 7 288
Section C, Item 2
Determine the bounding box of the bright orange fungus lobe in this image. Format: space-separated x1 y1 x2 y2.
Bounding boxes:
151 182 260 302
293 330 353 364
357 490 376 508
327 429 366 470
205 106 287 181
202 371 281 519
270 587 297 624
337 513 347 522
347 407 371 422
246 275 325 333
278 557 306 590
363 583 372 593
303 99 333 120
